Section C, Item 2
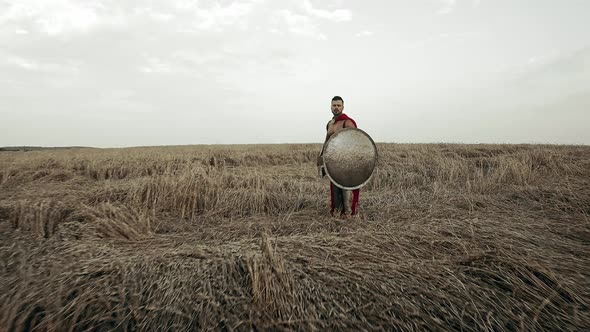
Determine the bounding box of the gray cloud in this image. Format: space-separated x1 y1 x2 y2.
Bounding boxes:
1 0 589 146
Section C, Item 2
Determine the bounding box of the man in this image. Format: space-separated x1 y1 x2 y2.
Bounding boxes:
317 96 361 218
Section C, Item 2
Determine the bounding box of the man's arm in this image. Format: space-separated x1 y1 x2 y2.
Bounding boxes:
318 124 330 166
344 119 357 128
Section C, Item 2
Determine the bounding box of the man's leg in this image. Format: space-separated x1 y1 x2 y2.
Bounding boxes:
334 186 344 214
351 189 360 215
330 182 344 215
330 182 335 215
332 185 350 214
343 190 352 215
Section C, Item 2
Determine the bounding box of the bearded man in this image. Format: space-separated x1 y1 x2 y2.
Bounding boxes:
317 96 361 218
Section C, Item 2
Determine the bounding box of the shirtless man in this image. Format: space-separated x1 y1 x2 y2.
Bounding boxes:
317 96 361 218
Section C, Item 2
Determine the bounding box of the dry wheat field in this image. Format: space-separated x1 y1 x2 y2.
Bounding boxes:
0 143 589 331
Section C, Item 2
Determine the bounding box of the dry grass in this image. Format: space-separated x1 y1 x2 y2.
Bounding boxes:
0 143 589 331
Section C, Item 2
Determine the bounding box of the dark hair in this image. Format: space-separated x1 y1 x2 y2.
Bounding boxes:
331 96 344 103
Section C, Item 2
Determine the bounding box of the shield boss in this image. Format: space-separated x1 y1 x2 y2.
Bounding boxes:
323 128 378 190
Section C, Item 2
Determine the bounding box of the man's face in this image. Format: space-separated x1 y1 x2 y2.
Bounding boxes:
331 100 344 116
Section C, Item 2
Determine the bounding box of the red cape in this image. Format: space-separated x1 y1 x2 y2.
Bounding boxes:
334 113 357 128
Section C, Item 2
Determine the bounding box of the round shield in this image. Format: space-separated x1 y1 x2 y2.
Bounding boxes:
322 128 378 190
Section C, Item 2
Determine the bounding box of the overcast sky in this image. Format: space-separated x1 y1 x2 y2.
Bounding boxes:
1 0 589 147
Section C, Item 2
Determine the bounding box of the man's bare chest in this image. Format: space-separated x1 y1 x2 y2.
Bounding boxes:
327 120 347 137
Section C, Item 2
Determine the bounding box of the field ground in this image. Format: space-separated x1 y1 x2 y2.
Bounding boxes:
1 143 589 331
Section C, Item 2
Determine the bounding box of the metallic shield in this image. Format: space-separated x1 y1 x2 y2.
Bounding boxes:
322 128 378 190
